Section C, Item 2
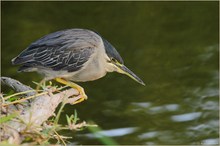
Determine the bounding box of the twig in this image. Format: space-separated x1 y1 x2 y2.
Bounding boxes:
2 91 48 106
3 90 36 100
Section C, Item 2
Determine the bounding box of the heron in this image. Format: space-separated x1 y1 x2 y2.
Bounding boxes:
12 28 145 104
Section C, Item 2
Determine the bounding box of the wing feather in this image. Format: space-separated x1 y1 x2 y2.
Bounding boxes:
12 29 99 72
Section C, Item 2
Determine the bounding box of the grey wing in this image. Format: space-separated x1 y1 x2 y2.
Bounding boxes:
15 45 95 72
12 29 98 72
47 46 95 72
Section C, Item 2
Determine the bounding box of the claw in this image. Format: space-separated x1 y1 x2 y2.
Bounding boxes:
72 96 86 105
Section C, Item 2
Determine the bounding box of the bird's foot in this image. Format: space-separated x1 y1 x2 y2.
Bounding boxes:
71 84 87 105
55 78 87 104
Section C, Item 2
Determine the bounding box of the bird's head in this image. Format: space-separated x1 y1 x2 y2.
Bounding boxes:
102 38 145 86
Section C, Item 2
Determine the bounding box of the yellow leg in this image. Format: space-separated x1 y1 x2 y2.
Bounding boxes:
55 78 87 104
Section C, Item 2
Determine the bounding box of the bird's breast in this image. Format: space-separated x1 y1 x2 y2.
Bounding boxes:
69 55 107 82
67 42 108 82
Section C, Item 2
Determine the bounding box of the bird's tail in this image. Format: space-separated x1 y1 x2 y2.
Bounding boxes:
11 56 32 65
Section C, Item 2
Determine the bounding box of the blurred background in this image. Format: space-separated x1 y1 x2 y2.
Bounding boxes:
1 1 219 145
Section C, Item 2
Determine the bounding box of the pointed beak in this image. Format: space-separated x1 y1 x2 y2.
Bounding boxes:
115 63 145 86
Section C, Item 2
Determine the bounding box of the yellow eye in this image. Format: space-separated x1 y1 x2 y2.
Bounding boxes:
111 58 117 63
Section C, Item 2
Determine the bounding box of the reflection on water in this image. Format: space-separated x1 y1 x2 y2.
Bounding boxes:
80 127 138 138
2 1 219 145
171 112 202 122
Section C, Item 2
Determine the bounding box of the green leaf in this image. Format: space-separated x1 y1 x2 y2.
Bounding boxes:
0 114 17 124
66 115 71 126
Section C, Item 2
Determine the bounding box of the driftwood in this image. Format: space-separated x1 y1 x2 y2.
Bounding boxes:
0 77 81 144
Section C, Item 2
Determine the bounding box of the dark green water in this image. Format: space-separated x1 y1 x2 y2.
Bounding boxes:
2 1 219 145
